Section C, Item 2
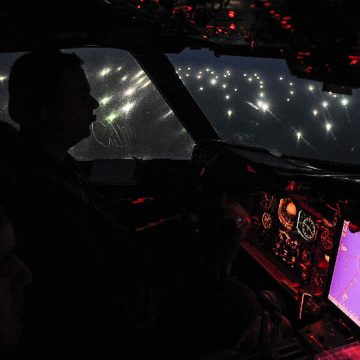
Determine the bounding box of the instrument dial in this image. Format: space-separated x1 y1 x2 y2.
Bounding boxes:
278 198 297 231
319 228 334 252
262 212 273 230
297 210 316 242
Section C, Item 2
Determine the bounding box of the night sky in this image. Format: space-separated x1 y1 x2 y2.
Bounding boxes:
1 48 360 164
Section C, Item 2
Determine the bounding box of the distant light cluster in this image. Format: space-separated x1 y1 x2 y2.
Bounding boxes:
175 64 356 159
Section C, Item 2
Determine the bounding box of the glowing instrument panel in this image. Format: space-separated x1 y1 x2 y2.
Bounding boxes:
250 191 342 296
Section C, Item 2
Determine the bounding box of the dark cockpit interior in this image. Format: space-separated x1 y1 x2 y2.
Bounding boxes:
1 1 360 359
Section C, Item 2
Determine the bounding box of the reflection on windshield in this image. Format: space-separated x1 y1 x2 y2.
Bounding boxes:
0 49 194 160
168 50 360 165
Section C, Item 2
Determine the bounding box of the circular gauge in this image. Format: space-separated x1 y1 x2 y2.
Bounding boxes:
262 212 273 230
301 217 316 241
297 210 316 242
319 228 334 252
278 198 297 231
260 193 276 212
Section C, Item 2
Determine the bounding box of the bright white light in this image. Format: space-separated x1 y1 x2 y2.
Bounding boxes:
260 81 263 85
206 68 210 72
254 73 258 77
116 66 122 72
290 91 294 95
187 67 191 70
257 100 269 112
106 111 120 124
223 75 227 78
121 75 128 81
99 95 113 106
210 79 217 85
140 80 151 89
162 110 173 119
135 76 147 85
243 73 247 77
259 92 264 97
248 78 253 82
341 98 349 106
199 87 204 91
322 101 329 108
124 87 136 96
121 102 135 114
308 85 314 92
199 71 202 74
178 68 181 71
227 110 232 117
234 88 238 92
185 73 190 77
225 95 230 100
134 70 144 79
260 85 264 89
0 75 6 82
99 67 111 77
326 123 332 132
289 82 293 86
211 71 214 75
197 75 202 79
279 77 283 80
222 84 227 88
286 98 290 102
313 109 318 116
216 76 219 79
296 132 302 140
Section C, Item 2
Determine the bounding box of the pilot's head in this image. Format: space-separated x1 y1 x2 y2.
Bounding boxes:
0 201 32 353
8 50 99 150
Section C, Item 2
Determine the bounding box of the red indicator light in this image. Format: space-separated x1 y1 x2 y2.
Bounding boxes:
264 2 272 7
285 24 292 29
282 16 292 20
137 5 141 9
228 10 236 18
286 180 296 191
131 197 156 204
250 3 256 9
229 23 236 30
281 20 287 25
348 55 360 65
270 10 275 14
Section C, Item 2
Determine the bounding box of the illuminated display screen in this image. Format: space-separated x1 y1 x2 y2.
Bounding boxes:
328 221 360 328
